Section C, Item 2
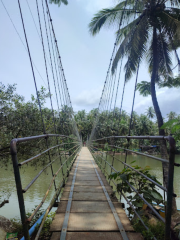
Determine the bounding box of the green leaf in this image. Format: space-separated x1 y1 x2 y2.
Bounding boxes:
109 172 118 179
151 190 163 201
132 201 143 208
161 119 179 129
130 160 136 164
119 174 127 181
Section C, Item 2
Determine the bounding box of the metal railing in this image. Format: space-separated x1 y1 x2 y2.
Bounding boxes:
10 134 81 240
88 135 178 240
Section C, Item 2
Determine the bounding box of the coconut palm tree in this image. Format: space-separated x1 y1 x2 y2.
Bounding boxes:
136 76 180 97
89 0 180 135
167 111 177 120
89 0 180 213
49 0 68 6
146 106 155 119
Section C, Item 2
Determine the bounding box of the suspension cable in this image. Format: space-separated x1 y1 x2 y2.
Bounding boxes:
36 0 57 133
17 0 46 134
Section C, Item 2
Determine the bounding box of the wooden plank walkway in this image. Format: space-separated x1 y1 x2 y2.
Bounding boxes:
50 147 143 240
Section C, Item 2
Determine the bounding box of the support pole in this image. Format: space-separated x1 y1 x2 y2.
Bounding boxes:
165 137 176 240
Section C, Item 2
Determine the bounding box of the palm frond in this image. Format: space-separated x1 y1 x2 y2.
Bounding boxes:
112 16 150 79
116 18 140 44
116 0 147 11
49 0 68 6
157 31 173 77
88 2 141 36
159 10 180 36
159 76 180 87
148 29 172 81
136 81 151 96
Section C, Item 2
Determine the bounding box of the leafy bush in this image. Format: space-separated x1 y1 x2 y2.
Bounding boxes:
109 162 164 217
133 217 165 240
11 210 55 240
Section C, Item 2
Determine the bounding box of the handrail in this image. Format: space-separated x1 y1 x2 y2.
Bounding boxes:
10 134 81 240
91 145 171 194
88 135 177 240
92 135 175 142
22 144 79 193
92 143 170 163
28 146 80 222
10 134 78 154
33 147 80 240
19 142 79 166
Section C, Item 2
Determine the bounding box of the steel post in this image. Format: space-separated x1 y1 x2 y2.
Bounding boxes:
10 140 30 240
165 137 176 240
109 146 115 184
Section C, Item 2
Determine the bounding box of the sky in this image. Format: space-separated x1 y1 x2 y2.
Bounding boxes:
0 0 180 118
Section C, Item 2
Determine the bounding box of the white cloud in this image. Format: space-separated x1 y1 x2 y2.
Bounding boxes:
73 86 102 108
134 87 180 117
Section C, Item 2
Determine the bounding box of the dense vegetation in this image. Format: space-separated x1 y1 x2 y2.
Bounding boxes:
1 82 180 158
0 82 77 158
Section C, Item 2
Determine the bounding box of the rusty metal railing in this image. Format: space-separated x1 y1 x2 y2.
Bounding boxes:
88 135 178 240
10 134 81 240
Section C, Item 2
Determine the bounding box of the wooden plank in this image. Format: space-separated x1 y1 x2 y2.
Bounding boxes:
61 191 107 201
63 185 113 193
69 173 97 178
74 169 96 174
76 176 99 181
67 175 99 182
51 232 143 240
50 213 134 232
65 180 102 186
57 201 123 213
60 191 118 202
78 163 94 166
69 178 109 186
67 174 109 184
69 171 107 180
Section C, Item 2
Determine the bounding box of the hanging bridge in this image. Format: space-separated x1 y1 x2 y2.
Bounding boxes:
1 0 179 240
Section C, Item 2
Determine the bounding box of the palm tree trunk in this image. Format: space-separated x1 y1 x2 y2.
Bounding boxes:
151 27 177 214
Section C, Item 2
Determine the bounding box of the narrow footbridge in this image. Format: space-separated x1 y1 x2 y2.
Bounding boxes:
4 1 178 240
50 147 143 240
10 134 176 240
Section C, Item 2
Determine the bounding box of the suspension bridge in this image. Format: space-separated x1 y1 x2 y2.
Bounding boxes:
1 0 179 240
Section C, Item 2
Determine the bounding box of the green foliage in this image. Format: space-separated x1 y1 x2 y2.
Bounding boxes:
11 210 55 239
49 0 68 6
137 81 151 97
146 107 155 119
137 77 180 97
0 82 76 159
0 82 78 207
74 109 99 141
109 163 164 217
89 0 180 140
89 0 180 78
161 118 180 146
133 217 165 240
31 86 51 106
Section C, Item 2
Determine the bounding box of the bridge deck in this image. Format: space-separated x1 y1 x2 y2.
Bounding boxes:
50 147 143 240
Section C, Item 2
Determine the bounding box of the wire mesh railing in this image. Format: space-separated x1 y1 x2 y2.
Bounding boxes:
88 135 178 240
10 134 81 240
